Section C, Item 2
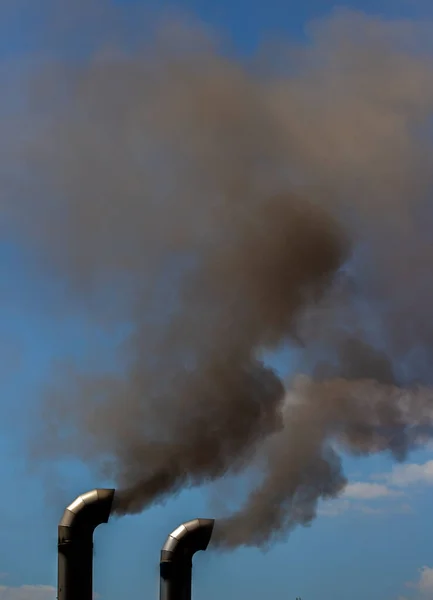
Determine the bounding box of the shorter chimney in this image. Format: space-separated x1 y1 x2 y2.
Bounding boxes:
58 489 115 600
160 518 214 600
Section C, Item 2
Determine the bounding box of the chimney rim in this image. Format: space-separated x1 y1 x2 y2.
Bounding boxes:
161 518 215 561
58 488 115 532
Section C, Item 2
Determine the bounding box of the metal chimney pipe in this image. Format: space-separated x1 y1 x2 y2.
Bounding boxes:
160 518 215 600
57 489 115 600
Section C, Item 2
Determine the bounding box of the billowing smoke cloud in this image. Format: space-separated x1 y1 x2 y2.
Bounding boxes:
3 2 433 548
214 350 433 547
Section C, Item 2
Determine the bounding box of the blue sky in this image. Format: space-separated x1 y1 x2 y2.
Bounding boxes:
2 1 433 600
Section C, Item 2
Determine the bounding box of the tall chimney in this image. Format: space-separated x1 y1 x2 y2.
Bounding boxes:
160 518 215 600
58 489 115 600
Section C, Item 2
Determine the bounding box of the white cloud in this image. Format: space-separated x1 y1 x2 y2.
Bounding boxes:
318 496 411 518
342 482 401 499
355 504 384 515
419 567 433 594
394 503 413 514
358 503 413 516
317 499 351 517
0 584 100 600
405 566 433 598
378 461 433 488
319 475 416 520
0 585 55 600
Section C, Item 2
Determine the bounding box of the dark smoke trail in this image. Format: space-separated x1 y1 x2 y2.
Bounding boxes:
3 2 433 548
214 373 433 548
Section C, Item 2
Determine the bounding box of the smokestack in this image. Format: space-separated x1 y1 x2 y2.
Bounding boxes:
57 488 115 600
160 518 215 600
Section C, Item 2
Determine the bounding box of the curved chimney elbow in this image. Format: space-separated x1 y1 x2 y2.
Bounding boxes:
59 489 115 536
160 519 214 600
161 519 215 563
57 489 115 600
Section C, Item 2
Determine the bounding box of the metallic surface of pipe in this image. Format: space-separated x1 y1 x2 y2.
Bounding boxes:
58 489 115 600
160 518 215 600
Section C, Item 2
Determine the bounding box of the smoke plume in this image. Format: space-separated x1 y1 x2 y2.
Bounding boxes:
3 2 433 547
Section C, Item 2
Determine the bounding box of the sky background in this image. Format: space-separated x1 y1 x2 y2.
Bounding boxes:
2 1 433 600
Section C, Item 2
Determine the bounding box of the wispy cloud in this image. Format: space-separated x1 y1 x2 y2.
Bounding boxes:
418 567 433 594
0 585 55 600
375 461 433 488
318 498 411 518
342 482 402 499
318 499 351 517
318 472 416 518
321 458 433 519
405 565 433 597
